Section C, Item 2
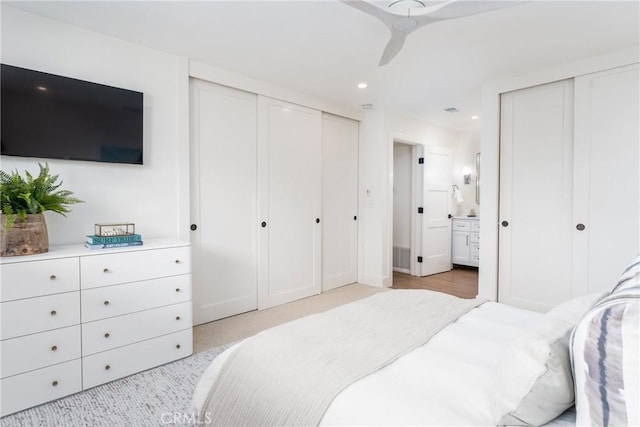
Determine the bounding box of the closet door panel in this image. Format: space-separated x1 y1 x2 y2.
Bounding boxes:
322 113 358 291
258 97 321 309
499 80 574 311
190 79 257 325
573 64 640 294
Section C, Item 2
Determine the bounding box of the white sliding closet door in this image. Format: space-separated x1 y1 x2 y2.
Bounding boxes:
322 113 358 291
499 79 574 311
190 79 257 325
573 64 640 294
258 96 321 309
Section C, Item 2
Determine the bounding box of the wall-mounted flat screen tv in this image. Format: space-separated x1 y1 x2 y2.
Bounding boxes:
1 64 143 165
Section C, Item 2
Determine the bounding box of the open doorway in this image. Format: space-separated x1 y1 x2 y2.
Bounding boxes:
391 137 479 299
392 142 415 275
391 140 453 278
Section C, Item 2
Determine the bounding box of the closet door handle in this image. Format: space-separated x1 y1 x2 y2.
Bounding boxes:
576 223 586 231
501 221 509 227
261 221 267 228
353 216 357 221
315 218 320 224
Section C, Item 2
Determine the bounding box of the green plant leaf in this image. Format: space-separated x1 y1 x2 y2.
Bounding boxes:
0 162 83 229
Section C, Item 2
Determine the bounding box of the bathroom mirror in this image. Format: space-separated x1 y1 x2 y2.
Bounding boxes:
475 152 480 205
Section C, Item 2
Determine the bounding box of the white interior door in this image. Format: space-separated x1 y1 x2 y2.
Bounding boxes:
573 64 640 294
321 113 358 291
190 79 257 325
499 79 574 311
258 96 321 309
420 146 453 276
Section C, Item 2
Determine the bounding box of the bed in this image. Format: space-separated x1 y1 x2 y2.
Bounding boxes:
192 257 639 427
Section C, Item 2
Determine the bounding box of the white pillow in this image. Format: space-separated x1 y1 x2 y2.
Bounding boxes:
492 293 604 426
572 260 639 427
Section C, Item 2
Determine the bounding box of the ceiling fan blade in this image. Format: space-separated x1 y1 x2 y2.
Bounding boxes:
379 34 406 66
416 1 524 22
340 0 395 29
343 0 526 67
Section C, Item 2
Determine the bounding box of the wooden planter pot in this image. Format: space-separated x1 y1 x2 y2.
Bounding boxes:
1 214 49 257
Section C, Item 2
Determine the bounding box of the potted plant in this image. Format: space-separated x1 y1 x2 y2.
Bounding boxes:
0 163 82 257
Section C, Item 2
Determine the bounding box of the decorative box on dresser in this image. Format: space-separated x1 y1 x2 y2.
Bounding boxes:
451 217 480 267
0 239 192 417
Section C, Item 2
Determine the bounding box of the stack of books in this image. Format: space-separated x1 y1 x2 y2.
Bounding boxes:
84 233 143 250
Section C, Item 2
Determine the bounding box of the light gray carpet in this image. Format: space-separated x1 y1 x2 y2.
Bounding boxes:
0 344 231 427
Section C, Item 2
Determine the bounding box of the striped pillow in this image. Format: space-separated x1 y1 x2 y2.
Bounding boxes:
571 256 640 427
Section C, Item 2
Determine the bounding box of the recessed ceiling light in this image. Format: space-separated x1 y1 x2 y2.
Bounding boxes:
357 82 368 89
444 107 460 113
36 86 48 92
471 115 479 120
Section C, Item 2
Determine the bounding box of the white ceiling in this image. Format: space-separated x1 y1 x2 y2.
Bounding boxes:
6 0 639 131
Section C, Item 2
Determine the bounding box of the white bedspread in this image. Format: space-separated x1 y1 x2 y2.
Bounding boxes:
193 301 577 426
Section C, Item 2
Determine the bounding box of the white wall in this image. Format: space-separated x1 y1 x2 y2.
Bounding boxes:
452 131 480 217
358 106 388 286
1 5 190 245
479 46 639 301
392 143 412 249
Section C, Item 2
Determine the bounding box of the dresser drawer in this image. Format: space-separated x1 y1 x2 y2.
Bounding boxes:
82 302 192 356
82 329 192 389
0 358 81 417
81 275 191 322
0 258 79 302
1 292 80 340
1 325 81 378
80 246 191 289
469 233 480 244
452 220 471 231
471 221 480 232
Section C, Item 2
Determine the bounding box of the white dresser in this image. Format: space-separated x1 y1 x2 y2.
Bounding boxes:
0 239 192 416
451 218 479 267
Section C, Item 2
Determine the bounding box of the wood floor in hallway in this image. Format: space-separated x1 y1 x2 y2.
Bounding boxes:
391 267 479 299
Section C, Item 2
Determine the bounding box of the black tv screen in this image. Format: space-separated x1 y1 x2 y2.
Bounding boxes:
1 64 143 164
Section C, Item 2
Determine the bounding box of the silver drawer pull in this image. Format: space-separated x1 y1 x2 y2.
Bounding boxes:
51 345 58 352
104 333 110 338
52 380 59 387
50 275 57 280
176 316 181 321
176 344 181 349
104 300 110 306
50 310 57 316
103 268 110 273
175 259 181 264
105 365 111 371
